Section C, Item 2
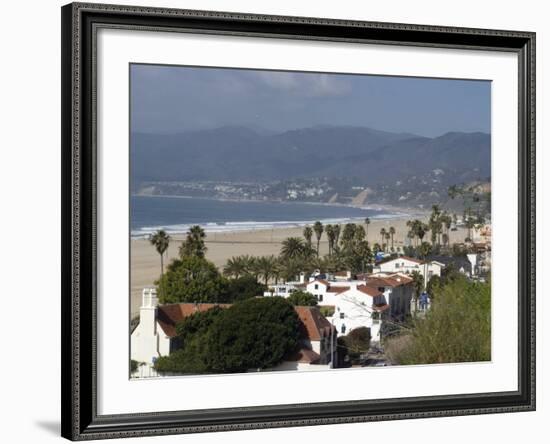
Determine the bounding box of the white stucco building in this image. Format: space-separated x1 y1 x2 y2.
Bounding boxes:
373 256 445 287
130 289 337 377
130 288 230 370
130 288 171 365
327 283 389 340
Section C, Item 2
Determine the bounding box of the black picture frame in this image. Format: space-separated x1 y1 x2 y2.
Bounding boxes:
61 2 536 440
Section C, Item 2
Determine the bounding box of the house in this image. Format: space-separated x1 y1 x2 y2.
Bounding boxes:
426 255 473 277
263 272 307 297
327 283 389 341
362 273 414 322
304 278 353 306
130 288 337 376
272 306 337 371
372 256 444 285
130 288 230 366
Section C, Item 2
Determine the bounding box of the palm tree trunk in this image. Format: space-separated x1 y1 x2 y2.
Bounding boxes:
159 253 164 301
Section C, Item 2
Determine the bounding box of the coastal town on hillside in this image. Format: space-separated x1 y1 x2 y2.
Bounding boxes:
131 192 492 378
129 64 492 379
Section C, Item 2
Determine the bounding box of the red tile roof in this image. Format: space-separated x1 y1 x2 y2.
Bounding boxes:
365 274 413 289
157 303 230 337
329 286 350 294
155 303 334 343
294 306 334 341
356 285 383 297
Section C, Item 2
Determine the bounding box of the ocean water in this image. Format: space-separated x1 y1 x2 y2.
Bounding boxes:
131 195 403 238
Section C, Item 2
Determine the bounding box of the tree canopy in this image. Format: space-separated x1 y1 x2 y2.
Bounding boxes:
155 297 301 374
287 290 318 306
158 256 226 304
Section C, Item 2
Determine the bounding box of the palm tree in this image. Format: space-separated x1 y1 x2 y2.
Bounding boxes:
411 270 424 312
380 227 386 246
279 258 303 282
325 224 335 256
149 230 170 300
417 223 428 245
364 217 371 240
179 225 207 258
355 224 366 242
389 226 396 250
255 255 277 286
341 223 357 251
303 226 313 248
240 255 257 277
149 230 170 276
384 232 390 252
333 224 341 246
281 237 306 260
223 256 246 279
406 220 415 246
313 221 324 257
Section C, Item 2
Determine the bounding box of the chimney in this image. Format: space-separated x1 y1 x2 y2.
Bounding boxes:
140 287 158 336
141 287 158 308
299 272 305 284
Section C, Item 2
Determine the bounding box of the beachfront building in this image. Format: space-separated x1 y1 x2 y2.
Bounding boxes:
130 288 337 377
372 256 445 285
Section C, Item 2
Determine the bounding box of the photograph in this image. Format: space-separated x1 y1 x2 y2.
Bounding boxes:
129 64 492 378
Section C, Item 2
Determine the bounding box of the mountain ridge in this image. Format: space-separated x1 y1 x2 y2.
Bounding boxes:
131 125 490 186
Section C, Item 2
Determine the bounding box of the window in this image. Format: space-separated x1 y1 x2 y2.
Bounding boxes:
395 263 399 268
341 324 346 334
314 284 319 290
340 312 345 319
318 294 323 302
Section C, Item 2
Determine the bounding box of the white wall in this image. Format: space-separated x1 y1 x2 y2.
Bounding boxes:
0 0 546 443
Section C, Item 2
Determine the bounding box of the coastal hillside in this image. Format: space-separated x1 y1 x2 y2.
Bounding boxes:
131 126 490 186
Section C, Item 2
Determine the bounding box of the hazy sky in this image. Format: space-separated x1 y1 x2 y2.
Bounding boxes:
130 64 491 138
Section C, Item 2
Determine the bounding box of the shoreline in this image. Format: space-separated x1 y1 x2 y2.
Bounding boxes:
131 194 427 238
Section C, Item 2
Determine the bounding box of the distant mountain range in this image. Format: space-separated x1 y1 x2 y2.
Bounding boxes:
131 125 490 187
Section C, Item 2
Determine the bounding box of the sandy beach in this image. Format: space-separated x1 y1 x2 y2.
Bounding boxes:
130 215 469 316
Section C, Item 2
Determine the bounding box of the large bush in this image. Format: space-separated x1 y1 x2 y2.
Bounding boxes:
385 275 490 365
203 297 301 373
287 290 318 306
155 297 301 374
